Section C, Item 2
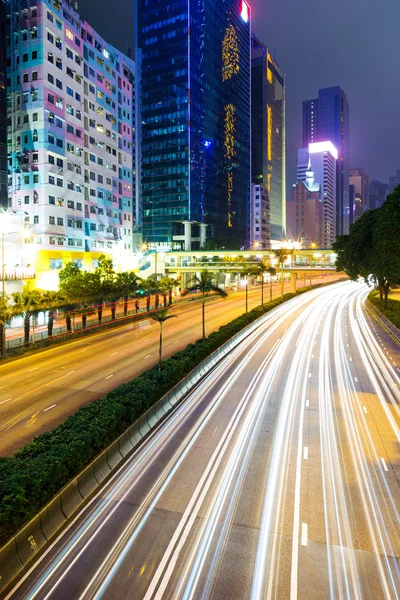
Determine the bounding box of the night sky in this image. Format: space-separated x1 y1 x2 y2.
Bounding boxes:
78 0 400 189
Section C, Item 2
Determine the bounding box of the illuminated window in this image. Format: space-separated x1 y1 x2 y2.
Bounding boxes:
222 26 239 82
66 29 74 41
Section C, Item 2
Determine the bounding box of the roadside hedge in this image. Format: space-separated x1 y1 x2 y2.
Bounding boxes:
368 290 400 329
0 287 314 545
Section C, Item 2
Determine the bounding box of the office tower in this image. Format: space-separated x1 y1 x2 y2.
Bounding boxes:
293 141 337 247
137 0 251 250
349 168 369 218
250 183 270 248
389 168 400 193
303 86 350 235
369 180 388 210
6 0 136 287
288 174 323 248
251 33 285 242
0 0 6 208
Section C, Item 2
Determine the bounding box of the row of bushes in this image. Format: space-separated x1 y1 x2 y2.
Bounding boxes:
0 287 315 545
368 289 400 329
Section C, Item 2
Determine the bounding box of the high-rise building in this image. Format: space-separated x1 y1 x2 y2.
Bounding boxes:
303 86 350 235
137 0 251 250
369 180 388 210
250 183 270 248
0 0 7 208
287 176 323 248
292 141 337 247
349 168 369 217
389 168 400 193
6 0 136 287
251 33 285 242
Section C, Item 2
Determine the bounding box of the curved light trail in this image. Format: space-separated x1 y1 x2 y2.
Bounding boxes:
5 281 400 600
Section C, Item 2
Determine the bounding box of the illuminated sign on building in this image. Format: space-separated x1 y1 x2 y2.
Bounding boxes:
309 141 338 160
241 0 249 23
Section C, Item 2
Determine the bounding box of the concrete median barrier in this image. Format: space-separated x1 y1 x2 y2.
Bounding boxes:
0 538 23 594
15 514 46 567
128 422 142 447
137 413 151 437
40 495 66 541
106 440 123 470
60 478 84 519
118 431 133 458
93 451 112 485
77 464 98 500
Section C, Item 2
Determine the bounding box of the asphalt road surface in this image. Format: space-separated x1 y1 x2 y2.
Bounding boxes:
0 275 340 456
4 280 400 600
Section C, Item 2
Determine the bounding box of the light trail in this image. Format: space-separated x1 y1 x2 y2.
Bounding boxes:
5 281 400 600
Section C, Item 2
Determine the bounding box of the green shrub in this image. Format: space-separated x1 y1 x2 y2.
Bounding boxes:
0 286 320 545
368 290 400 328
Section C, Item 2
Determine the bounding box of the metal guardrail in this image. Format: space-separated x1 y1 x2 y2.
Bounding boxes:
365 299 400 345
0 292 293 594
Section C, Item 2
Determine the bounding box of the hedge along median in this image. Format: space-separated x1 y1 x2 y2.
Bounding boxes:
0 285 327 548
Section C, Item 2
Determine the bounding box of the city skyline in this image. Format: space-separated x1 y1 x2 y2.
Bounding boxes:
78 0 400 190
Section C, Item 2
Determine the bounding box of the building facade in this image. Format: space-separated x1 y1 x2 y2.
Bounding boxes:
369 180 388 210
288 176 323 248
251 33 285 242
250 183 270 248
0 0 7 207
137 0 251 250
296 142 337 247
6 0 136 287
303 86 349 236
349 167 369 218
389 168 400 193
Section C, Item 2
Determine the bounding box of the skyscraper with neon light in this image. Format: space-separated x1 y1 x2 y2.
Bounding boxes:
0 0 6 208
251 34 285 244
302 86 350 235
137 0 251 249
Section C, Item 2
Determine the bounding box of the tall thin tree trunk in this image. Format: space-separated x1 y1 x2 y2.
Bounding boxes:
66 314 72 333
270 279 272 302
169 290 172 306
158 323 162 372
202 292 206 341
246 282 248 314
98 303 103 323
48 310 54 337
111 303 116 321
82 314 87 329
0 323 4 357
261 278 264 306
24 315 30 345
124 295 128 316
163 294 167 308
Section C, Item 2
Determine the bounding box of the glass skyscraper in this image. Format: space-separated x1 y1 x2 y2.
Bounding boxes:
137 0 251 249
303 86 350 235
251 34 286 242
0 0 7 207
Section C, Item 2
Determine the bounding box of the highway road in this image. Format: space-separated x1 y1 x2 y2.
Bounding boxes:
4 280 400 600
0 274 339 456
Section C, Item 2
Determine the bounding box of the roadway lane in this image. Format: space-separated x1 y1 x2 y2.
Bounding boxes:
0 275 340 456
5 281 400 600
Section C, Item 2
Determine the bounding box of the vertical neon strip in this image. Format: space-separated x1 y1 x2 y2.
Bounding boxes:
187 0 191 220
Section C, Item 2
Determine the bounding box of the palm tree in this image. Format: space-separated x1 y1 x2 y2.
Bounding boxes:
273 249 294 296
158 277 179 306
0 295 20 358
241 266 257 314
42 290 64 338
115 271 139 316
182 270 228 341
12 285 44 345
253 258 272 306
267 267 277 302
150 309 177 371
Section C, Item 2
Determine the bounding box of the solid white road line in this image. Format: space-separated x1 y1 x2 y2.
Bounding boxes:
0 397 12 405
110 352 118 356
303 447 308 460
29 367 39 372
144 355 151 359
363 406 368 415
105 375 114 380
43 404 56 412
305 400 309 407
301 523 308 547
